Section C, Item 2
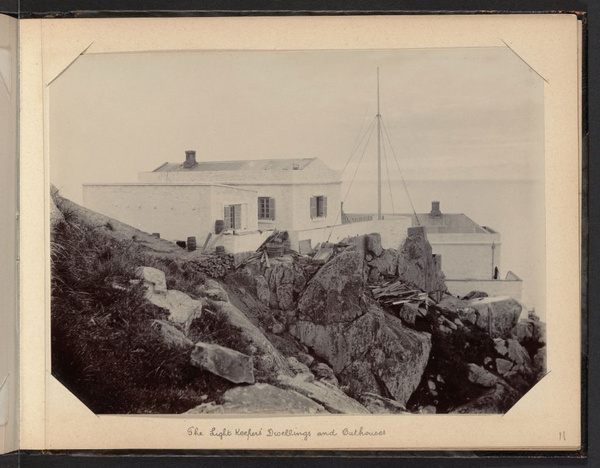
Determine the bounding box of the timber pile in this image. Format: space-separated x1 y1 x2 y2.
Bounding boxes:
369 280 431 307
189 254 234 278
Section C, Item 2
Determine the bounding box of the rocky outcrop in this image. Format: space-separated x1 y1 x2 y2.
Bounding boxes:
136 266 168 296
468 296 522 339
451 381 521 414
276 374 369 414
151 320 193 349
264 258 306 310
359 393 407 414
196 279 229 302
311 363 339 386
511 319 546 345
467 364 500 388
295 251 366 325
287 356 311 375
367 249 399 281
366 233 384 257
290 252 431 406
396 227 446 293
137 266 202 328
190 342 255 384
186 383 326 414
210 301 293 377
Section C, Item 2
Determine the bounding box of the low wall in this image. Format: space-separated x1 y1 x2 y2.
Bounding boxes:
208 230 273 254
288 217 412 252
445 278 523 301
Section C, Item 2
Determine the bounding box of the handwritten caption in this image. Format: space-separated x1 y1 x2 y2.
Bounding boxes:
187 426 386 442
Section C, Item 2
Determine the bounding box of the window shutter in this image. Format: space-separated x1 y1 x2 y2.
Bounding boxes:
310 196 317 219
234 204 242 229
322 196 328 217
257 198 262 219
224 205 232 229
270 198 276 220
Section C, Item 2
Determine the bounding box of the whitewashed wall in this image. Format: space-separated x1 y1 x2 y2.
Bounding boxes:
427 232 502 280
288 217 412 252
83 184 256 243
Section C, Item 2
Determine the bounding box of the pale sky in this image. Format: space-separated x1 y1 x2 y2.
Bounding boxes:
49 47 545 204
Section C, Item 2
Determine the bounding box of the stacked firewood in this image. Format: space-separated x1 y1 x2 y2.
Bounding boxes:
189 254 234 278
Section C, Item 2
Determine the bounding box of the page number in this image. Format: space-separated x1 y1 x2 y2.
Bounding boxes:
559 431 566 441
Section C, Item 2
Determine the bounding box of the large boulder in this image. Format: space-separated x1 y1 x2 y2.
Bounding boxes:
291 252 431 406
296 251 366 325
338 309 432 405
186 384 326 414
136 266 168 296
264 258 306 311
146 289 202 326
396 227 446 293
468 296 522 339
190 341 255 384
366 233 383 257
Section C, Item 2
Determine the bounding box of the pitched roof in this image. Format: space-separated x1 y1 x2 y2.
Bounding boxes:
152 158 316 173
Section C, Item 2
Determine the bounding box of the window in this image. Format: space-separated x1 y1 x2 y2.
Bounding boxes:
224 204 242 229
310 196 327 219
258 197 276 220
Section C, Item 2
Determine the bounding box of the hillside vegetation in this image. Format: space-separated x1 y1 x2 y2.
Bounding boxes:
51 193 241 413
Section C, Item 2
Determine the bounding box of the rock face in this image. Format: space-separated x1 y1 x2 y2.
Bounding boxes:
367 248 399 279
396 226 446 293
290 252 431 406
276 374 369 414
468 296 522 338
264 258 306 310
190 342 255 384
311 363 339 387
186 384 326 414
210 301 293 377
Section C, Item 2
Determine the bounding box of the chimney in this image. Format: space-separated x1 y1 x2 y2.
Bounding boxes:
184 150 197 169
430 201 442 218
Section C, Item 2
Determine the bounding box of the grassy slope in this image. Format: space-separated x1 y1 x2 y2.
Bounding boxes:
51 194 246 414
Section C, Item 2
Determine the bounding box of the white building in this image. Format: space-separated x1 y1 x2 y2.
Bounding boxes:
83 150 412 254
410 201 522 300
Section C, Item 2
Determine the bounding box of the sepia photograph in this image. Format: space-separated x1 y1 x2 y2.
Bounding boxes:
48 46 547 417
